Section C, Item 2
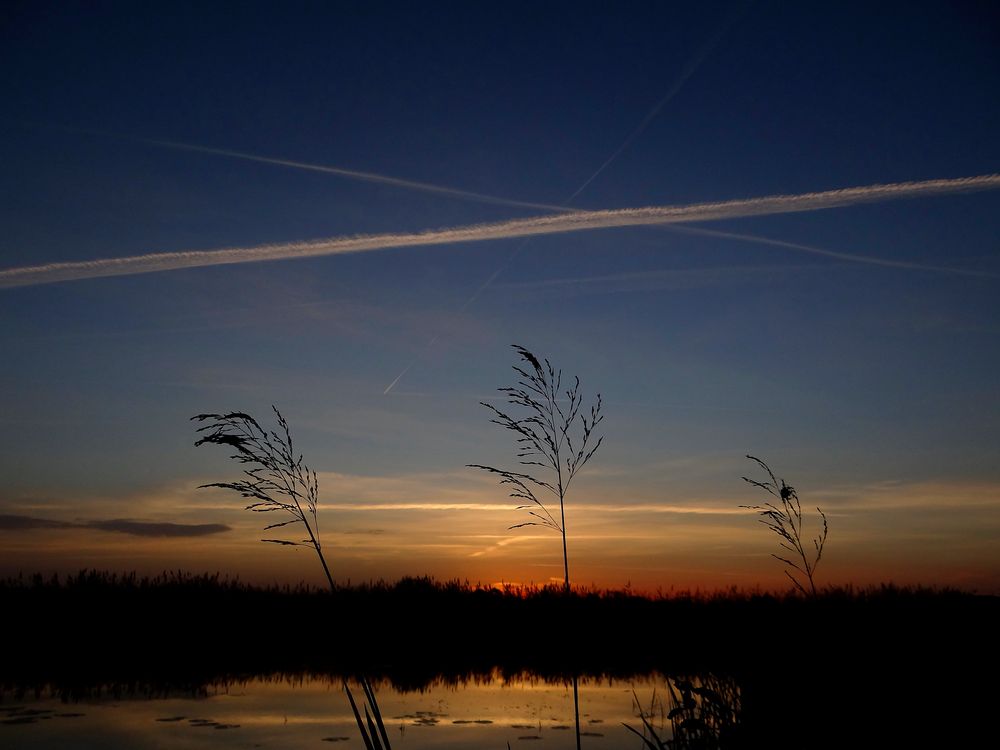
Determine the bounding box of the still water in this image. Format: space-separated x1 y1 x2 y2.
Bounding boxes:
1 673 666 749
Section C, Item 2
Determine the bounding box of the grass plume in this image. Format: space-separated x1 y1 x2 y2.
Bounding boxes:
469 344 604 592
740 455 828 596
191 406 334 591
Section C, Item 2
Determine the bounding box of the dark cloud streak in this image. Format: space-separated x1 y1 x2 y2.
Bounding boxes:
0 514 231 538
87 519 232 538
0 515 74 531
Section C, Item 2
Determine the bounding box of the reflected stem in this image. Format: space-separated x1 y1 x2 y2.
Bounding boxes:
573 673 581 750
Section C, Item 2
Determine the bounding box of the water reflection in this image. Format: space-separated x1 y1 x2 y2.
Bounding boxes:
1 672 673 749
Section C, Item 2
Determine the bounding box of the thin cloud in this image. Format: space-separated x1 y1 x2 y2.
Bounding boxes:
87 519 232 537
469 536 542 558
336 503 518 511
0 514 231 537
3 173 997 289
332 502 745 515
0 514 74 530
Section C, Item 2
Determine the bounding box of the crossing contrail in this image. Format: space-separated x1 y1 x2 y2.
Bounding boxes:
143 139 993 280
29 125 570 213
667 224 1000 278
143 137 568 214
2 173 998 289
135 5 747 395
563 2 748 204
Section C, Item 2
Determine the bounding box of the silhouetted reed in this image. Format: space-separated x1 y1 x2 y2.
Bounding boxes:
190 410 403 745
468 345 603 750
625 675 741 749
740 455 827 596
191 407 334 590
344 677 392 750
469 344 604 592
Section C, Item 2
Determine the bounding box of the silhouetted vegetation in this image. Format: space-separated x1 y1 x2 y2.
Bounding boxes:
469 344 604 592
0 408 980 748
626 675 741 750
469 344 604 750
741 455 828 596
192 407 334 589
344 677 392 750
1 571 992 688
2 572 994 746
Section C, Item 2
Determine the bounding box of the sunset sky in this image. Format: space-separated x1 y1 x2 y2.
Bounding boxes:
1 2 998 593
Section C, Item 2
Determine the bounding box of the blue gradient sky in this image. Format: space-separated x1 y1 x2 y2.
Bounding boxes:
1 1 998 591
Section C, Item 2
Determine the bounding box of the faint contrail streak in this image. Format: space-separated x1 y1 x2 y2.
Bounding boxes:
382 2 745 392
143 137 567 213
380 358 421 396
140 139 997 280
2 174 998 289
668 225 1000 278
564 3 747 204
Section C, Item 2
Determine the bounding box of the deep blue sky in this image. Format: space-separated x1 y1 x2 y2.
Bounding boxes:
1 1 998 590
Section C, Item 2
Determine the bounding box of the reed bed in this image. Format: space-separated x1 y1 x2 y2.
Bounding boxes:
2 572 991 685
2 572 993 747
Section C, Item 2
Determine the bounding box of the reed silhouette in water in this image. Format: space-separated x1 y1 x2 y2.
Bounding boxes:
193 409 399 749
740 455 828 596
625 675 741 749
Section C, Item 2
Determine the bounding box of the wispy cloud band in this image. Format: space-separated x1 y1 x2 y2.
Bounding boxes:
333 502 745 514
2 173 997 289
0 514 231 537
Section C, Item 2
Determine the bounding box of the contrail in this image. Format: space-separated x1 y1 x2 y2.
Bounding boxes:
28 124 571 214
669 225 1000 278
140 139 999 280
143 137 568 214
382 1 746 392
564 2 748 204
2 174 998 289
380 358 421 396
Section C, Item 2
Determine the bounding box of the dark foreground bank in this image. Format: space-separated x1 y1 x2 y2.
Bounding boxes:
2 572 996 747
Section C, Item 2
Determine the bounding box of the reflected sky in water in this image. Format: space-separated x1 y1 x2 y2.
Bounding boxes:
1 674 665 749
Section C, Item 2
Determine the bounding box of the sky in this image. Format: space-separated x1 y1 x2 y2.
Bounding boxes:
1 1 998 593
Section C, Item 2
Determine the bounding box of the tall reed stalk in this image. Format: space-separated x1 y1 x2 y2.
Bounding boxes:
344 677 392 750
740 455 828 596
469 344 604 593
193 407 395 748
191 407 334 591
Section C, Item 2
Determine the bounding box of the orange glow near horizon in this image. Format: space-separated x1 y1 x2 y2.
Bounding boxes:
3 491 998 595
2 471 998 594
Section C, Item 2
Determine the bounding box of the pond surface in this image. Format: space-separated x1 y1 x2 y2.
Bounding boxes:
1 673 668 749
